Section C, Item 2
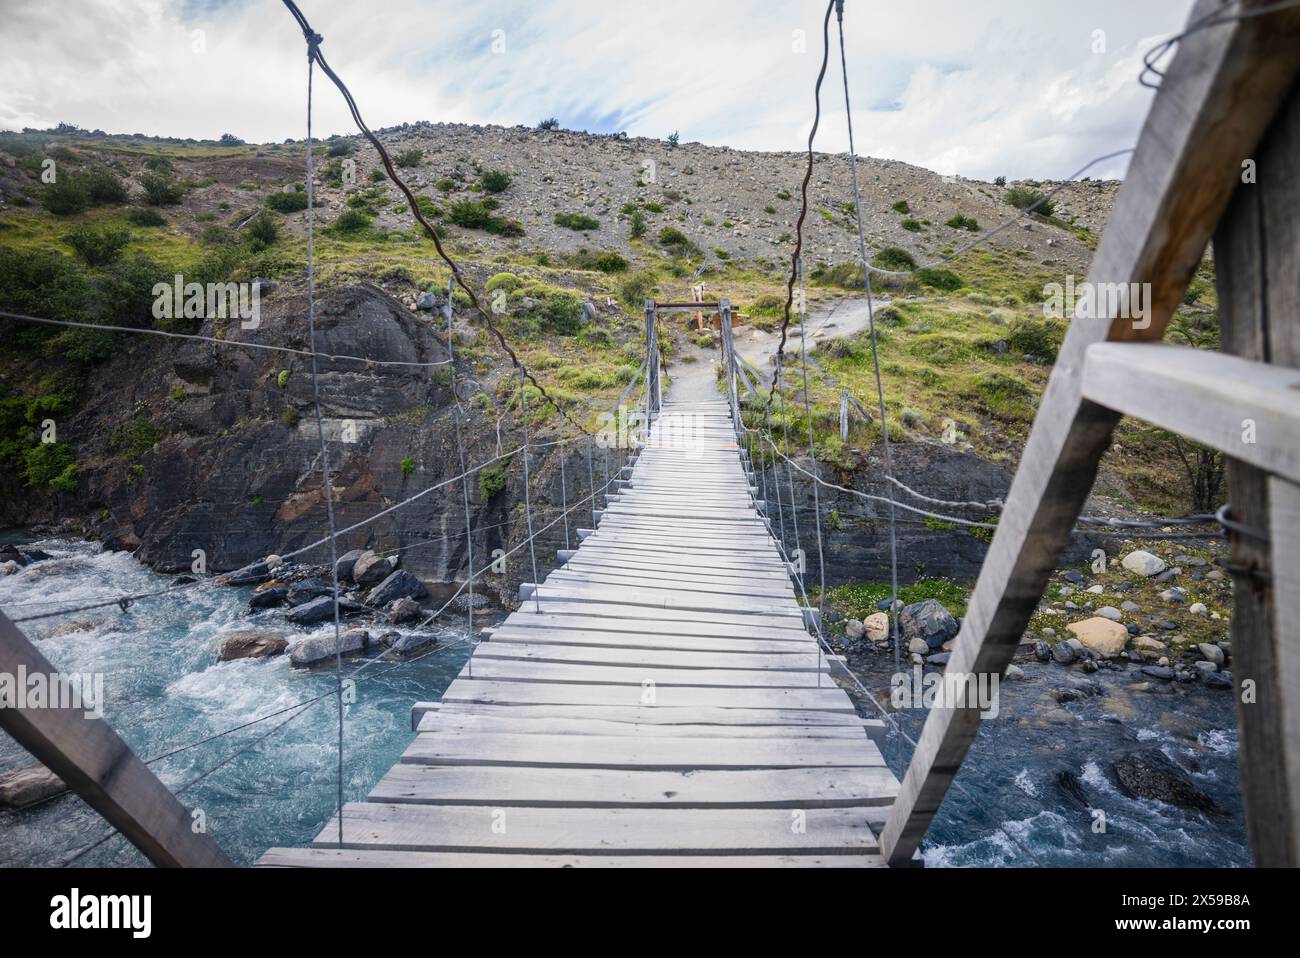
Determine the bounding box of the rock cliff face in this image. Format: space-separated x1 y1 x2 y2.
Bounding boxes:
3 281 599 605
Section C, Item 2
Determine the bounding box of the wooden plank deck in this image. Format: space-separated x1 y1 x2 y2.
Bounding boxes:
259 398 898 867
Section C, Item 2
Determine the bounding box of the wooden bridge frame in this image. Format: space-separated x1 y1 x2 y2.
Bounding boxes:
881 0 1300 866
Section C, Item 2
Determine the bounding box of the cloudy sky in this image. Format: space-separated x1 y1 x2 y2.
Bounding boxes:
1 0 1195 180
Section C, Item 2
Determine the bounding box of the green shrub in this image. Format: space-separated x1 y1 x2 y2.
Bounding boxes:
915 267 964 292
656 225 688 248
277 369 291 388
266 190 310 213
486 272 520 293
23 442 78 492
945 214 980 231
329 208 372 235
618 271 657 308
140 172 184 206
281 406 300 428
125 207 166 227
537 117 559 131
629 209 646 239
245 211 280 251
400 456 416 476
872 245 915 271
1004 185 1054 218
394 148 423 167
900 218 921 232
143 156 174 174
478 462 508 499
554 211 600 231
764 204 777 214
643 202 664 214
327 139 353 157
435 178 455 193
810 262 864 289
592 251 628 273
41 177 90 215
480 169 512 193
110 416 161 455
83 168 129 204
1006 317 1065 362
891 200 910 214
64 223 132 266
536 293 583 334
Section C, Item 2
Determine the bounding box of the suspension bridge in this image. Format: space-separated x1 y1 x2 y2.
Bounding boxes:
259 396 901 866
1 0 1299 869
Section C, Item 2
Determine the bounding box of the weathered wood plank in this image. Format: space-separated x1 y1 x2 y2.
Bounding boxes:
440 679 856 711
314 802 882 855
371 764 897 807
258 847 886 867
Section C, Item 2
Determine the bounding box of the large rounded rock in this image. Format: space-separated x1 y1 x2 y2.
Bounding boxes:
352 551 392 587
863 612 890 643
385 596 422 623
287 577 331 607
366 570 428 607
1121 550 1166 577
1065 617 1128 657
286 594 363 625
289 628 368 667
335 548 366 583
898 599 959 651
218 630 288 662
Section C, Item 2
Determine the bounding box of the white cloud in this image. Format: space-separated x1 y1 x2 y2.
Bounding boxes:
0 0 1195 179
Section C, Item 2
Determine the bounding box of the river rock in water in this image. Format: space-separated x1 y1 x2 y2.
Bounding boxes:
218 630 288 661
1112 749 1223 814
899 599 959 650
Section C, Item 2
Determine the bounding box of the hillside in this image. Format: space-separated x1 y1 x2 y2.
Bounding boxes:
0 121 1220 596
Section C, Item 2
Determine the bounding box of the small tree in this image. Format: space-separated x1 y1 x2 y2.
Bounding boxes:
219 133 245 146
140 172 183 206
537 117 560 131
667 131 679 148
480 169 512 193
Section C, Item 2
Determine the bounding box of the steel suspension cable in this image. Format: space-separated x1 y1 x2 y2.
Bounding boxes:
518 366 542 614
835 0 902 772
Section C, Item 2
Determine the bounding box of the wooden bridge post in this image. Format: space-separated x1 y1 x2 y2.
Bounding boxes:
878 0 1300 866
0 609 233 867
720 299 739 433
1212 81 1300 866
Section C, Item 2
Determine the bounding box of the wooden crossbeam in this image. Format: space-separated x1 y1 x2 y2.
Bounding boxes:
0 609 232 867
880 0 1300 865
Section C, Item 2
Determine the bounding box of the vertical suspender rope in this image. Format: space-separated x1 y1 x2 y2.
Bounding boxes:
559 447 570 550
836 1 903 775
796 259 828 686
518 366 542 614
445 287 475 651
778 361 803 571
586 435 598 525
303 43 346 845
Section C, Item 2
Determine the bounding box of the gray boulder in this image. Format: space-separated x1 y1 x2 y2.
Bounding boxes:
1112 749 1223 814
353 551 393 587
248 586 288 610
366 570 428 607
385 596 422 623
335 548 366 582
381 631 437 658
287 577 332 607
289 628 369 667
898 599 959 651
225 561 272 585
218 630 288 662
286 595 363 625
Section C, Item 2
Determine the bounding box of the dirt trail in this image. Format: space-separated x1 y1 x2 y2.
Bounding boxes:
664 295 892 404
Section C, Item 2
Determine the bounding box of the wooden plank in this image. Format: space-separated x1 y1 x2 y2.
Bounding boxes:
440 679 856 711
491 610 813 640
371 764 897 807
0 609 233 867
474 642 827 671
416 712 858 737
457 660 827 688
258 847 886 868
1081 342 1300 481
486 626 815 654
314 802 882 855
522 584 796 616
399 731 883 769
881 0 1300 866
1214 78 1300 867
430 703 871 727
544 568 794 600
